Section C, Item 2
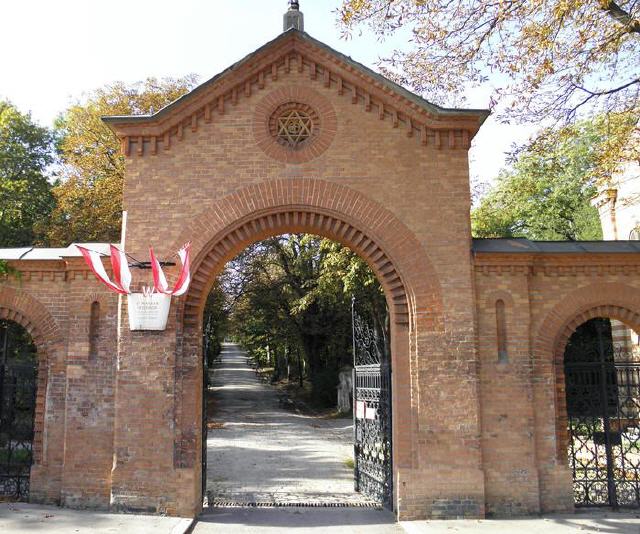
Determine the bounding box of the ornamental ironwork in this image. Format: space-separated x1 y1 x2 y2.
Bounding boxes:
564 317 640 508
0 320 38 501
352 298 393 507
269 102 318 149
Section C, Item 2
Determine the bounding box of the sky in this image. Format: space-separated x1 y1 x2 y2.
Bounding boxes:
0 0 537 186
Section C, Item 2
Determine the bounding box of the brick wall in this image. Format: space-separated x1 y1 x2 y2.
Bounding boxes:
474 254 640 516
0 259 117 507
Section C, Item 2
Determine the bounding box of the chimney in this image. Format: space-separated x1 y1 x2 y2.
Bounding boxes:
283 0 304 32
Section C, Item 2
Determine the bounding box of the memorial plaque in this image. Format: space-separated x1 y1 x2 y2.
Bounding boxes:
127 293 171 331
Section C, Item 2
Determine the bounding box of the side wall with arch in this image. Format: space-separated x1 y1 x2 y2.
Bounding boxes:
474 253 640 516
0 258 119 508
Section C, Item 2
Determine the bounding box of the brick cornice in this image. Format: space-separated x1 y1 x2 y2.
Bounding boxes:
6 257 112 280
104 33 485 157
474 252 640 276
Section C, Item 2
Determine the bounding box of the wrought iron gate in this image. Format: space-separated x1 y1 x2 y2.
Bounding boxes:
0 320 38 500
565 318 640 507
352 299 392 507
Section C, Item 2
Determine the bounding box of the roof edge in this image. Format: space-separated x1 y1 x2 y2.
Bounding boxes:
102 29 490 128
472 238 640 254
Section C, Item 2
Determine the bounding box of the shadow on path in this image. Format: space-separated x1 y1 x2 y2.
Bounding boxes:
205 343 369 506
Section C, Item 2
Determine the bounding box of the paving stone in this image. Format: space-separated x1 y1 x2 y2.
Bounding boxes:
0 502 193 534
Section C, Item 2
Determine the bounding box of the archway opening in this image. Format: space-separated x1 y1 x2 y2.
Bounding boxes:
201 233 392 508
563 316 640 508
0 319 38 501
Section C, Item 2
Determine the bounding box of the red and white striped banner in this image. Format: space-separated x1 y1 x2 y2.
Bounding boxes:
150 242 191 296
109 244 132 294
76 245 131 295
77 243 190 297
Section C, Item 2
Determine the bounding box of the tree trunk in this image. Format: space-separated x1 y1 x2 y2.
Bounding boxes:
285 345 290 381
297 349 304 388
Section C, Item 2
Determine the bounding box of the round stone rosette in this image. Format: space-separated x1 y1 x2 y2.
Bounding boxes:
254 86 337 163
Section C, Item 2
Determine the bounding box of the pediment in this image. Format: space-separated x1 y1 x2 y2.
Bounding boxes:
103 30 489 157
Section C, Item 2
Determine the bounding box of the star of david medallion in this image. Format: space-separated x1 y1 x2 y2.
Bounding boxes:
269 102 319 150
277 110 313 146
257 90 336 163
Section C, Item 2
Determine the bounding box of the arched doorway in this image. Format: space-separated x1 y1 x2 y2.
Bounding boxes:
170 186 444 514
0 319 38 500
200 233 393 508
563 316 640 507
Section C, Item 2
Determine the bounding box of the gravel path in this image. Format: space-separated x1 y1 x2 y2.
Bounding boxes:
205 343 372 506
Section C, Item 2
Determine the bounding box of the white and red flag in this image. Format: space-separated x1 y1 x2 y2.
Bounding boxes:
149 242 191 296
76 244 132 295
77 242 190 297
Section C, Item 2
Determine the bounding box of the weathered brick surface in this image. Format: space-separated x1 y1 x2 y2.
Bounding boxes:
0 31 639 521
0 260 117 507
474 256 640 516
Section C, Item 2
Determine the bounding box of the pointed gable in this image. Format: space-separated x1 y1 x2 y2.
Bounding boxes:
103 29 489 157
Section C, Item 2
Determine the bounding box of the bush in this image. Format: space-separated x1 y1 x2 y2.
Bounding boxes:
310 368 339 408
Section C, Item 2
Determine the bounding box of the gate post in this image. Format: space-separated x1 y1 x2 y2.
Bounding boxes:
109 300 184 515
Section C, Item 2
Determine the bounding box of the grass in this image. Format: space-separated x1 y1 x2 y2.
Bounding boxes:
344 457 355 470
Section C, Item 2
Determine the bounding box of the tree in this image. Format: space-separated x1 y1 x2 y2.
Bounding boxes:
472 118 610 240
0 100 55 247
203 281 229 368
317 239 389 352
46 76 199 245
338 1 639 123
212 234 387 407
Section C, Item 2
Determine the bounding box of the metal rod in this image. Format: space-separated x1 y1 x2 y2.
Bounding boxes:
351 296 360 492
596 320 618 508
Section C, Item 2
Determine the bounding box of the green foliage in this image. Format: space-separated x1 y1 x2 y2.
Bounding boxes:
0 259 19 279
471 118 621 240
203 281 229 368
207 234 387 407
338 1 640 124
0 100 55 247
47 76 199 245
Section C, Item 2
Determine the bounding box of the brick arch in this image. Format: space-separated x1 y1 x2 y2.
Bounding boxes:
0 286 63 351
482 289 515 310
85 291 111 310
553 304 640 364
532 282 640 463
481 290 515 361
170 179 443 501
534 282 640 368
0 285 63 465
172 178 444 330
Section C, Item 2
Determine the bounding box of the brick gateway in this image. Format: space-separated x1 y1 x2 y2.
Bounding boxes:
1 10 640 521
